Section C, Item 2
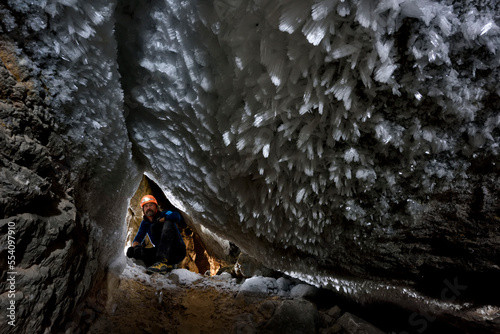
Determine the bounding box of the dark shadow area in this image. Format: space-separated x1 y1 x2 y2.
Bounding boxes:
312 288 470 334
414 266 500 307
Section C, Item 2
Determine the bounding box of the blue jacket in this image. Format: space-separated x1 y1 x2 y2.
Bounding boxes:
133 210 183 247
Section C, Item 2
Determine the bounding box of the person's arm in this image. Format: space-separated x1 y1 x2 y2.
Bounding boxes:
126 222 148 258
132 221 148 246
159 210 181 223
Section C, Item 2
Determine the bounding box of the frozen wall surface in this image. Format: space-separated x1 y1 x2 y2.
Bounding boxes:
1 0 500 332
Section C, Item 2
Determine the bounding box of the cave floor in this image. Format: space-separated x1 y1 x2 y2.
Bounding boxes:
88 261 280 334
90 277 248 334
78 260 496 334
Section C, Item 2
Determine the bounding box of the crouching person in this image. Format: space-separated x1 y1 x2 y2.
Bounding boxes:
126 195 186 274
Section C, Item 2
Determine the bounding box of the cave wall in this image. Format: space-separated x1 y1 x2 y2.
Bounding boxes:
0 2 138 332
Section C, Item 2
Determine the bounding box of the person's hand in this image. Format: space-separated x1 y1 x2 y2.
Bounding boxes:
126 247 135 258
160 211 178 222
133 245 144 258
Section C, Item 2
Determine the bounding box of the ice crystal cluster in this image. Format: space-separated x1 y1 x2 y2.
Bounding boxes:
3 0 499 275
1 0 137 217
119 0 500 265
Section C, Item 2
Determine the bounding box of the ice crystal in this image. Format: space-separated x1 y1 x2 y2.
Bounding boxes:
120 0 498 257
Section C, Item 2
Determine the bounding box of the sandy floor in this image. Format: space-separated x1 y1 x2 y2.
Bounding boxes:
89 262 278 334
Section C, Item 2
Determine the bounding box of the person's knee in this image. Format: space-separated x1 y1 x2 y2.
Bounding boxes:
126 245 145 259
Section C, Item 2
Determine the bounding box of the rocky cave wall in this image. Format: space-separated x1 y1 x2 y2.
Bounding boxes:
0 1 138 333
0 0 500 333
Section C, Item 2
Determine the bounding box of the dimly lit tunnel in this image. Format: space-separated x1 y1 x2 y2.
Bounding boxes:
124 175 241 276
1 0 500 333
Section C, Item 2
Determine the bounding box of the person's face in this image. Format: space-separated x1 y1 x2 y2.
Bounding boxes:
143 202 157 217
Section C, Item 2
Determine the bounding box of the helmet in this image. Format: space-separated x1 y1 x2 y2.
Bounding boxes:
140 195 158 208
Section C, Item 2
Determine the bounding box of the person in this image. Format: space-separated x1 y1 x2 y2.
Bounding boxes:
126 195 186 274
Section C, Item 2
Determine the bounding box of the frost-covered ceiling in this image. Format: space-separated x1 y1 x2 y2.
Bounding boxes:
116 0 500 260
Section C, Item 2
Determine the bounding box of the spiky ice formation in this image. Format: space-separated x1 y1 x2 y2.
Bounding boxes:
1 0 137 250
119 0 500 262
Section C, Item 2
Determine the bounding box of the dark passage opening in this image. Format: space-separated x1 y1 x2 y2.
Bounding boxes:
125 174 231 275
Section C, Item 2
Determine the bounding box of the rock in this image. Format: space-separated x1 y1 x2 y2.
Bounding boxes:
276 276 292 297
169 273 180 285
234 252 274 278
258 299 278 319
276 277 291 290
169 269 202 285
320 305 342 328
0 23 137 333
232 313 258 334
219 271 233 279
264 299 320 334
236 276 278 304
321 323 342 334
320 313 334 328
327 305 342 321
290 283 319 300
336 312 385 334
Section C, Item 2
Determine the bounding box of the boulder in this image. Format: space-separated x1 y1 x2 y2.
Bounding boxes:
336 312 385 334
236 276 278 304
264 299 320 334
234 252 274 278
290 283 320 300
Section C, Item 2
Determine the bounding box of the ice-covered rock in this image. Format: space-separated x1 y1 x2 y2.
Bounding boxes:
290 283 319 300
237 276 279 303
169 268 203 285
